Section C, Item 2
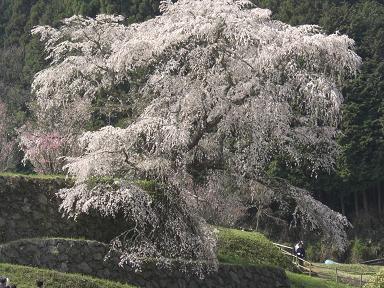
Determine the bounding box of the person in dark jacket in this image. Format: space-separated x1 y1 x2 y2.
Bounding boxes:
0 277 8 288
0 278 5 288
294 241 305 266
296 242 305 258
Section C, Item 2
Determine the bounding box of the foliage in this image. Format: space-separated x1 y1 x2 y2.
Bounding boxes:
0 0 162 174
216 227 294 270
18 129 78 174
254 0 384 221
331 1 384 216
349 239 371 263
305 242 322 262
0 172 67 180
0 101 18 171
0 262 136 288
364 268 384 288
28 0 360 271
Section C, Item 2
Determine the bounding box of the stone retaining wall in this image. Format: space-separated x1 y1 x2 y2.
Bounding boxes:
0 238 290 288
0 176 291 287
0 175 125 243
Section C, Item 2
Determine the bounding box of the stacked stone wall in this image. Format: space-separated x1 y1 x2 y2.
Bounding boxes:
0 175 125 243
0 238 290 288
0 175 290 287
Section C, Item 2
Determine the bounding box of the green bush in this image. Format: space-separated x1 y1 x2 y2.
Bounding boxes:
349 239 371 263
306 242 321 262
216 227 295 270
305 241 342 263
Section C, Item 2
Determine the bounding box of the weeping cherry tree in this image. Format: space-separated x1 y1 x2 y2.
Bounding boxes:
29 0 361 272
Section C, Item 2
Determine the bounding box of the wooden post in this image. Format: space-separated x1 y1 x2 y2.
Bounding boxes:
378 181 382 214
363 189 369 213
309 263 312 276
360 273 363 287
335 268 338 283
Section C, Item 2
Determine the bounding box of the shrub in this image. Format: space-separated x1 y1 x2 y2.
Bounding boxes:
217 227 295 270
350 239 370 263
364 268 384 288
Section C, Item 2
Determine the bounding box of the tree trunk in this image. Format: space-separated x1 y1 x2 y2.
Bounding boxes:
354 190 359 216
340 191 346 216
317 189 323 202
255 205 262 232
378 181 382 214
363 189 369 214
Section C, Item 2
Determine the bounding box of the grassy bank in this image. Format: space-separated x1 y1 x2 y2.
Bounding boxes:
0 172 66 180
287 272 353 288
217 227 295 270
0 263 136 288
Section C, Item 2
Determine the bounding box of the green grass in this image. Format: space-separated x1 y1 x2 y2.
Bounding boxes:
0 235 367 288
309 263 381 285
216 227 295 270
315 263 381 275
1 237 96 246
287 272 354 288
0 172 66 180
0 263 137 288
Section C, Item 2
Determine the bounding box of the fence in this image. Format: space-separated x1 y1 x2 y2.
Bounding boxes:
273 242 383 287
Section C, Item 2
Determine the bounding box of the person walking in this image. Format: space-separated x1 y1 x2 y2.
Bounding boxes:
0 278 6 288
294 241 305 266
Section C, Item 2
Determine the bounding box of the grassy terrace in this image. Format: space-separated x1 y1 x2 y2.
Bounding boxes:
314 263 381 275
0 262 356 288
309 263 381 287
287 272 354 288
0 263 136 288
0 172 67 180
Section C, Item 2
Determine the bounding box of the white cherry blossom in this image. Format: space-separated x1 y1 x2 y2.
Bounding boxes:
30 0 361 271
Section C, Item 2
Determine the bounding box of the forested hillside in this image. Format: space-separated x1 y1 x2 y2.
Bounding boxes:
0 0 383 248
255 0 384 237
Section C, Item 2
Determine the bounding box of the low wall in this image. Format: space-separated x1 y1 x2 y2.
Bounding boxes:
0 175 125 243
0 238 290 288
